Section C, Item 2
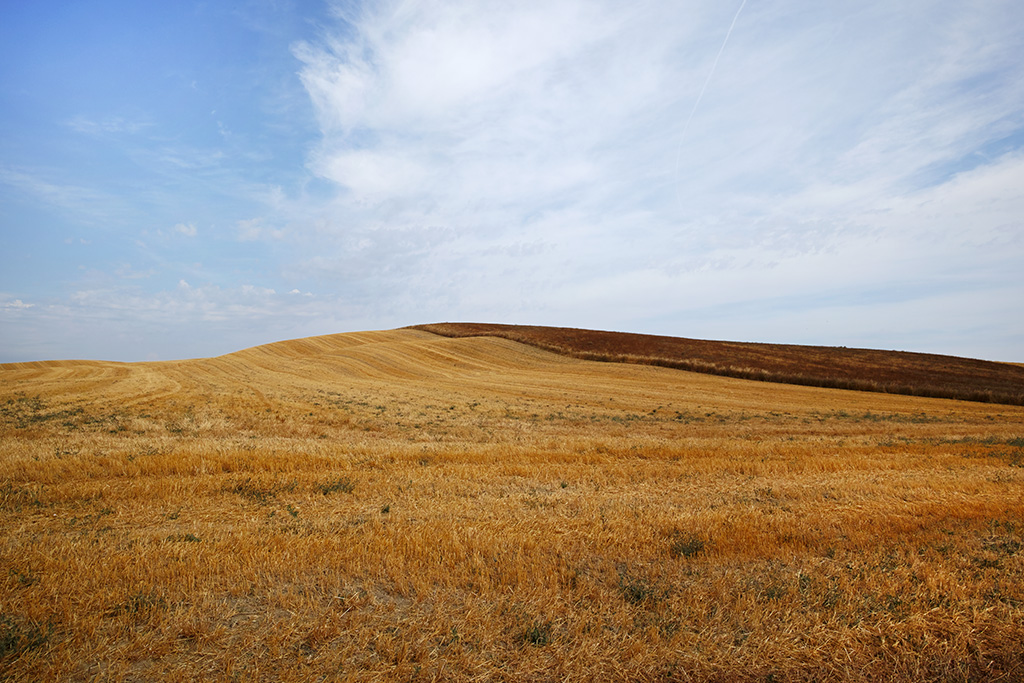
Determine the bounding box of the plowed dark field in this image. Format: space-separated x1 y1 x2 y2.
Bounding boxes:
412 322 1024 405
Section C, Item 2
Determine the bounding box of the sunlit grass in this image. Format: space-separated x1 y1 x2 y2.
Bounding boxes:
2 329 1023 681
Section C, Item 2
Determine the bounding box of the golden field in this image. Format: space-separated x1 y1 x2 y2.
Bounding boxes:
1 328 1023 681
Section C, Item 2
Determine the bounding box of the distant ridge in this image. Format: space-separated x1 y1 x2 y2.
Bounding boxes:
411 323 1024 406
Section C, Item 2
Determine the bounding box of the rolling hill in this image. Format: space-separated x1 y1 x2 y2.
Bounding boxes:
2 328 1023 681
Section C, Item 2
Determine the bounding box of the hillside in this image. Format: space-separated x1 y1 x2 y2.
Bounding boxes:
412 322 1024 405
3 329 1024 681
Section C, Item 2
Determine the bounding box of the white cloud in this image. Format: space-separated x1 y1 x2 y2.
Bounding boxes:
282 0 1024 361
1 299 34 310
174 222 198 237
295 1 681 216
298 1 1021 227
312 149 428 201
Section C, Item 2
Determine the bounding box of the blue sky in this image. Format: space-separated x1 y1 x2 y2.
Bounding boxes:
2 0 1023 362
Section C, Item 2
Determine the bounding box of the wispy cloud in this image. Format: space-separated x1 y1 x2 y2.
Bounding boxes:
66 115 152 135
295 1 1024 230
295 1 671 214
2 0 1021 362
237 217 286 242
0 279 338 361
0 167 125 222
286 0 1024 357
114 264 156 280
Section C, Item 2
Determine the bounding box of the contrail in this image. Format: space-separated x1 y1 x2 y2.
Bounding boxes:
674 0 748 205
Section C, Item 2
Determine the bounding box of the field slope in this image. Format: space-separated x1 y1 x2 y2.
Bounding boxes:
2 328 1024 681
412 322 1024 405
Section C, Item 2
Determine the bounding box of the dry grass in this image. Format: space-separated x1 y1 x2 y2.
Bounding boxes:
411 322 1024 405
2 328 1023 681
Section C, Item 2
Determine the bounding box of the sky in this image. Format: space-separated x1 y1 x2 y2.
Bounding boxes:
2 0 1023 363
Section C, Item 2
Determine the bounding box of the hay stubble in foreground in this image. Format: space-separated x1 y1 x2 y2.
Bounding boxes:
2 329 1023 681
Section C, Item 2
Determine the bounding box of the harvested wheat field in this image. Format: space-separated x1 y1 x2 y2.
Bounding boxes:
2 327 1023 681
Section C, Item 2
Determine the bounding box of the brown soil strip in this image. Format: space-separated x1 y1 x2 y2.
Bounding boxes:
410 323 1024 406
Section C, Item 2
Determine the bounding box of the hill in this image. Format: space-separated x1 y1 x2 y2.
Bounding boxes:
412 322 1024 405
2 329 1024 681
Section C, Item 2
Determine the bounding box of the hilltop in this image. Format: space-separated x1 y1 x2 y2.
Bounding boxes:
412 322 1024 405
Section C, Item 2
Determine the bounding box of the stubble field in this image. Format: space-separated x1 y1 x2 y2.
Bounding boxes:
2 328 1023 681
